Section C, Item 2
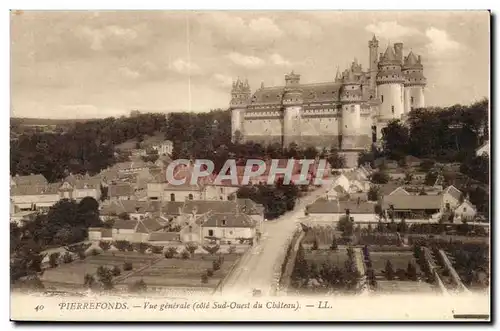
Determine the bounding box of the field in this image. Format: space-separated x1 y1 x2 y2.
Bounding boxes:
40 252 242 291
303 248 349 268
369 251 421 277
118 254 241 289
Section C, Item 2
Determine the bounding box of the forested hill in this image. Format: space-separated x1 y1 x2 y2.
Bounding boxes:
10 109 232 182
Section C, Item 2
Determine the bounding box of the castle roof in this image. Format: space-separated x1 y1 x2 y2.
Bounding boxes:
248 82 343 106
380 45 399 65
404 51 419 67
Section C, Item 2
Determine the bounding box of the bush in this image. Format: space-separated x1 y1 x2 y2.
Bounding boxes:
228 245 236 254
151 245 164 254
112 265 121 277
202 244 220 255
181 250 191 259
49 252 60 268
113 240 131 252
330 237 338 251
90 248 100 256
367 185 380 201
134 242 151 254
185 242 198 255
206 269 214 277
62 252 73 264
212 259 221 271
370 171 389 184
126 244 134 252
164 247 177 259
129 279 147 293
201 273 209 284
123 262 133 271
99 241 111 251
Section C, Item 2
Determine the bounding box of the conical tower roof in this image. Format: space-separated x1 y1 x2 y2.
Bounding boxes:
382 45 397 62
404 51 421 69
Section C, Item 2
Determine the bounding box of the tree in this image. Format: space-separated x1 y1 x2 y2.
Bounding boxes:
381 120 410 160
134 242 150 254
164 247 178 258
327 150 346 169
111 265 121 277
404 171 413 184
228 245 236 254
84 273 96 289
118 212 130 220
407 262 417 281
330 237 338 251
312 239 319 251
181 250 191 259
62 252 73 264
96 266 114 290
123 262 133 271
385 260 395 280
206 269 214 277
49 252 60 268
201 273 209 284
99 241 111 251
113 240 131 252
367 185 380 201
370 171 389 184
185 242 198 255
151 245 164 254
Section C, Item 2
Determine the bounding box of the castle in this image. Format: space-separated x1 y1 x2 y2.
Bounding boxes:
230 35 426 151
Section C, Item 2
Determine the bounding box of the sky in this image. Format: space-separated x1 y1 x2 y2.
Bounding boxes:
10 10 490 119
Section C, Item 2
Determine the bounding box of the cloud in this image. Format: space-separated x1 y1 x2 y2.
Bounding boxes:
227 52 265 68
77 25 139 51
425 27 462 55
212 73 233 88
365 21 421 40
269 53 292 66
168 58 201 75
247 17 283 39
281 19 323 39
118 67 140 79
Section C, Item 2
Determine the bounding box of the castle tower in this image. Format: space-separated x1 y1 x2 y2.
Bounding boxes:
340 66 363 150
376 44 406 137
403 51 426 114
368 35 379 91
282 71 303 147
230 78 251 143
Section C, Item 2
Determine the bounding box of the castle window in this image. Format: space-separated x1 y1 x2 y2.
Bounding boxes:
381 95 384 103
411 97 414 104
391 106 395 114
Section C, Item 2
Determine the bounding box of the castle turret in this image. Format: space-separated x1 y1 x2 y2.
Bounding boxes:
230 77 251 143
340 65 363 150
368 35 379 91
376 44 405 135
282 71 303 147
403 51 426 114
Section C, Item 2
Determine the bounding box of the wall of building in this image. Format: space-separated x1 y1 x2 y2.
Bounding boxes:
162 189 204 202
202 227 255 241
378 83 404 121
231 108 245 139
406 85 425 110
283 106 302 146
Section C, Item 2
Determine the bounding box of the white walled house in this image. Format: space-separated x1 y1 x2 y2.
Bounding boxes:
454 200 477 222
201 213 256 242
476 141 489 157
305 198 377 225
10 183 61 211
441 185 463 212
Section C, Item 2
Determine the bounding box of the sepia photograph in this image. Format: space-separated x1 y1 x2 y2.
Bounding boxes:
9 9 491 322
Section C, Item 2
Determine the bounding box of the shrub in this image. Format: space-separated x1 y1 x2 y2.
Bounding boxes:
206 269 214 277
134 242 150 254
201 273 208 284
367 185 380 201
62 252 73 264
123 262 133 271
90 248 100 256
185 242 198 255
212 259 221 271
112 265 121 277
330 237 338 251
164 247 177 259
228 245 236 254
99 241 111 251
202 244 220 255
181 250 191 259
113 240 130 252
370 171 389 184
49 252 60 268
83 274 95 288
151 245 164 254
126 244 134 252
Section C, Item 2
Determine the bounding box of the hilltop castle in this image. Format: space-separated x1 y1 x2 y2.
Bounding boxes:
230 36 426 151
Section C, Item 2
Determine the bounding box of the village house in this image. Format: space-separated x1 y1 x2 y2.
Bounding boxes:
453 199 478 222
306 198 377 224
151 140 173 156
201 213 257 243
59 175 102 201
387 186 411 196
10 210 39 226
88 217 168 243
382 194 442 219
108 183 135 201
112 160 151 175
476 140 489 157
10 183 61 211
441 185 463 212
99 200 151 221
10 174 48 187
